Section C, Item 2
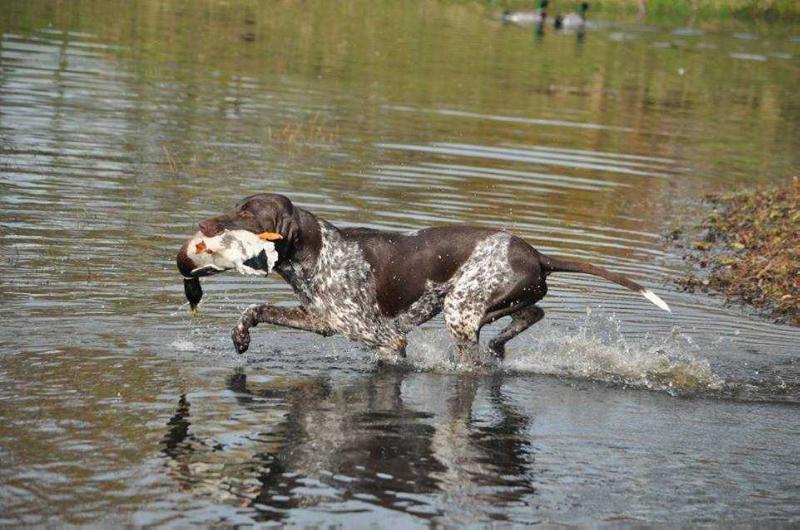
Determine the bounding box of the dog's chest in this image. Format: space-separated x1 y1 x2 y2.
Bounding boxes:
309 227 380 312
276 260 315 305
280 225 384 335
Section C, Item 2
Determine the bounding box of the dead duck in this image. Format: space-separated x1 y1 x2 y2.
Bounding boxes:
501 0 549 26
554 2 589 31
177 229 281 313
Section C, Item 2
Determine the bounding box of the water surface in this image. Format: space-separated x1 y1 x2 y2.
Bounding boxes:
1 0 799 525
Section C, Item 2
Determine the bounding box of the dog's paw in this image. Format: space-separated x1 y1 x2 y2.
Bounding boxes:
231 324 251 354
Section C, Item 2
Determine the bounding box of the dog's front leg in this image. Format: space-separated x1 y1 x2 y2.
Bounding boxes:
232 304 334 353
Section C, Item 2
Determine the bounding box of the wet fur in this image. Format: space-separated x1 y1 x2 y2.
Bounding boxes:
196 193 664 365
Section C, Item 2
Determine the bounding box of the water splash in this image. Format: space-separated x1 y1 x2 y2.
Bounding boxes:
405 311 722 394
170 339 198 352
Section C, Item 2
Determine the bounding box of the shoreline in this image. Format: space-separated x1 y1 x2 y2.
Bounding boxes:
670 178 799 326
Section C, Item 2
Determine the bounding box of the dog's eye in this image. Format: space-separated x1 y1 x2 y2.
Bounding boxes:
237 210 254 219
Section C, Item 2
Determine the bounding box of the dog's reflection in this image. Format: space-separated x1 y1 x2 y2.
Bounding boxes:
161 368 535 522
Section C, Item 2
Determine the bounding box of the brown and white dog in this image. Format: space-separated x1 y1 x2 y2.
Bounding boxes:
177 193 670 365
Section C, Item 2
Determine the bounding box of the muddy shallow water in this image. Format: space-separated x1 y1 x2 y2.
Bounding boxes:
1 0 799 525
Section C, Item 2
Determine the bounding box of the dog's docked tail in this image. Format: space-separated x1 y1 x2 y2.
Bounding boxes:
540 255 671 312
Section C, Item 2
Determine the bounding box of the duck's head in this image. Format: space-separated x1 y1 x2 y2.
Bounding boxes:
579 2 590 13
177 229 281 314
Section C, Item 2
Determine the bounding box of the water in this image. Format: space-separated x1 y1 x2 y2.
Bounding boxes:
1 0 799 524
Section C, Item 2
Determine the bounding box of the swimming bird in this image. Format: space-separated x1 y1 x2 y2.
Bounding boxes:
554 2 589 31
501 0 549 27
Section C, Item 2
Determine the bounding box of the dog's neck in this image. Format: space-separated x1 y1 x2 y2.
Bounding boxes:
274 207 329 302
292 207 325 267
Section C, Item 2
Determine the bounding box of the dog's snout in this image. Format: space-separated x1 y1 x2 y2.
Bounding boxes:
199 219 220 237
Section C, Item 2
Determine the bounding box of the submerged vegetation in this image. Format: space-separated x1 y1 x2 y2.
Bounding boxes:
266 112 339 149
674 178 799 325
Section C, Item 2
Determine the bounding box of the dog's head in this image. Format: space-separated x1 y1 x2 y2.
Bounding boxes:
177 193 297 313
177 194 295 278
197 193 300 254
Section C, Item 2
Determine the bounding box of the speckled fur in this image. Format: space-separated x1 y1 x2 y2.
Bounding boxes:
269 222 407 358
443 234 513 364
307 224 408 355
237 220 519 363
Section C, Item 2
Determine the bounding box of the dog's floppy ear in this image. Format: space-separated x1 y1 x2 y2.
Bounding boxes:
274 208 300 248
239 194 301 255
257 195 300 252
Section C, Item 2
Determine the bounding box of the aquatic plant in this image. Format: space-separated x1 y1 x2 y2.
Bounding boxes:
266 112 339 148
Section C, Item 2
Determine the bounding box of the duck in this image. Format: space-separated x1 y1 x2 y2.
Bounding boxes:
177 229 281 313
554 2 589 31
500 0 549 27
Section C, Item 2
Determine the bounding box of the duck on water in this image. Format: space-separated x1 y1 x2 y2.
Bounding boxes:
500 0 549 26
500 2 589 34
554 2 590 31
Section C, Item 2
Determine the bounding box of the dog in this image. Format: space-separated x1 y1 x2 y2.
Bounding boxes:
178 193 670 365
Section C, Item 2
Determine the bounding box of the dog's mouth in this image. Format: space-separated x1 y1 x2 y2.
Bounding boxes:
177 230 282 314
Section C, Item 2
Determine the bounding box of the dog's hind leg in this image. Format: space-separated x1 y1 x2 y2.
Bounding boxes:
373 336 408 365
443 296 483 367
232 305 334 354
447 331 480 367
486 305 544 360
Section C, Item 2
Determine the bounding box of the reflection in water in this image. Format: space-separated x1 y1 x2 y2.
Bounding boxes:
2 0 800 524
160 369 535 521
163 395 193 460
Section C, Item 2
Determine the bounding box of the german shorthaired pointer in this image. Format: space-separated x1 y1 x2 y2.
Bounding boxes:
178 193 670 365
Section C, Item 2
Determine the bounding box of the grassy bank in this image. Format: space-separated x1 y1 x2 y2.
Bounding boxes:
673 178 799 325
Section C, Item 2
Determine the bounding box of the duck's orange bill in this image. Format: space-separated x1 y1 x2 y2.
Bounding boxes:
195 241 207 253
258 232 283 241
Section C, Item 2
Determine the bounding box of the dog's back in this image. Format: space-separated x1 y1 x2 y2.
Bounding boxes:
338 225 510 317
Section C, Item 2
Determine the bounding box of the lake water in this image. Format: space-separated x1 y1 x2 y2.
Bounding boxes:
1 0 799 525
